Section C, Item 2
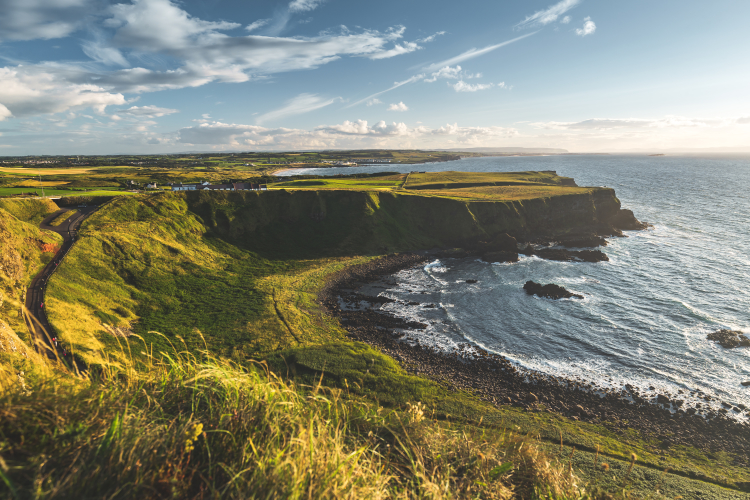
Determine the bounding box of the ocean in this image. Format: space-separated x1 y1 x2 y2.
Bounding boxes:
279 154 750 416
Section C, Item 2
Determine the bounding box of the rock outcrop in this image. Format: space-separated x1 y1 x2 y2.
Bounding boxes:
523 281 583 299
609 209 649 230
707 329 750 348
527 248 609 263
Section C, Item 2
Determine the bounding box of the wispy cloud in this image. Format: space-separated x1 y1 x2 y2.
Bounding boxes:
118 105 179 117
560 16 571 24
450 81 494 92
288 0 325 13
516 0 581 29
245 19 270 32
421 32 537 72
388 102 408 111
417 31 446 43
366 98 382 106
345 74 424 108
531 116 737 130
575 17 596 36
256 93 338 124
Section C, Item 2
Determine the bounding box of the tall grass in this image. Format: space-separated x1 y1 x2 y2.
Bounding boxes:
0 345 584 499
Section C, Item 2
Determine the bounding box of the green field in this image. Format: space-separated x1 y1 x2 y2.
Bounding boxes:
0 187 136 197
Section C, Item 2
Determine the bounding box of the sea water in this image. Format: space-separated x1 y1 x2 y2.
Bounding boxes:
280 154 750 415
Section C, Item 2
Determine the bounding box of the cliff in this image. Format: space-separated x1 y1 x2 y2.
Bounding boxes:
184 187 621 258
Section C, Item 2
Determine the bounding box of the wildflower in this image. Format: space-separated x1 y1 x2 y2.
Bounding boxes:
406 402 425 424
601 463 610 471
184 422 203 453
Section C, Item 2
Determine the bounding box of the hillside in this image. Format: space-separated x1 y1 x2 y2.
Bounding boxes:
1 174 748 498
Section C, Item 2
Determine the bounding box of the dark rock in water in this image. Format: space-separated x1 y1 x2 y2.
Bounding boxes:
557 234 608 248
486 233 518 253
465 279 478 284
523 281 583 300
357 294 396 304
742 381 750 387
533 248 609 263
423 303 436 308
407 301 420 306
481 250 519 263
656 394 670 405
707 329 750 348
469 233 518 254
610 208 649 230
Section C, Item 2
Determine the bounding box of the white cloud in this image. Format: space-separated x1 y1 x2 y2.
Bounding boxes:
516 0 581 29
0 64 126 120
0 103 13 121
318 119 411 136
560 16 571 24
0 0 94 41
424 65 463 82
366 98 382 106
369 41 421 60
288 0 325 13
738 117 750 124
421 32 537 72
450 81 494 92
0 0 427 119
256 93 339 124
388 102 408 112
119 105 179 117
101 0 421 83
575 17 596 36
177 119 519 149
245 19 270 32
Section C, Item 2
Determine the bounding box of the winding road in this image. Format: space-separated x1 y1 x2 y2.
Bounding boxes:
24 203 101 367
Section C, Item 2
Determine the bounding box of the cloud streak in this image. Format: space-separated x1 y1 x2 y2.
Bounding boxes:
421 32 538 72
256 93 339 124
345 74 424 108
515 0 581 29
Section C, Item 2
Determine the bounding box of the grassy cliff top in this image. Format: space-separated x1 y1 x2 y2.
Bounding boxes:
270 170 596 201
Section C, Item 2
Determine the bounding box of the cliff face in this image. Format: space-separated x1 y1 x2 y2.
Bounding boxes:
184 188 621 258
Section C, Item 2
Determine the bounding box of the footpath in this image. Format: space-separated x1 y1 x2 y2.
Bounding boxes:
23 204 101 368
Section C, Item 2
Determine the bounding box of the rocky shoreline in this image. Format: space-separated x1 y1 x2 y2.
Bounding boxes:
319 252 750 463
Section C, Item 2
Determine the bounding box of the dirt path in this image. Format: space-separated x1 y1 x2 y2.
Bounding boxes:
24 203 102 369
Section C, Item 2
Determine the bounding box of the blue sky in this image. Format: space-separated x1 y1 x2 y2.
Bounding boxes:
0 0 748 154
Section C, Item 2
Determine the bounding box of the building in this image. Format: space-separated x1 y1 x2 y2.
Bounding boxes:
172 182 267 192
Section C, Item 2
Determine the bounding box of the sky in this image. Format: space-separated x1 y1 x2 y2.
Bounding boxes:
0 0 748 154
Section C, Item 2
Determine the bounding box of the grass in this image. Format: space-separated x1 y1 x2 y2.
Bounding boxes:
1 178 742 498
272 175 406 190
0 167 95 175
268 171 588 202
0 187 136 197
37 192 749 496
0 348 589 499
0 199 62 349
47 209 77 227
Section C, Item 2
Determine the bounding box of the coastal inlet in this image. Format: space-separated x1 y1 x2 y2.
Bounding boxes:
301 154 750 422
